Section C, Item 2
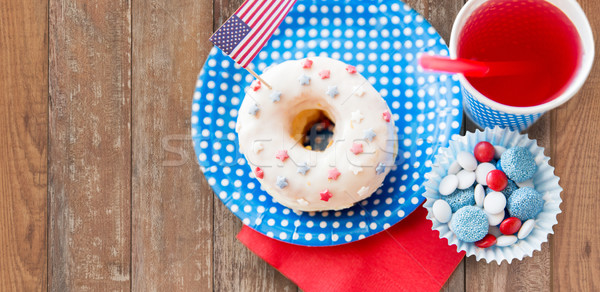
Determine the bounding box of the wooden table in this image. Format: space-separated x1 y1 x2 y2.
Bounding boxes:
1 0 599 290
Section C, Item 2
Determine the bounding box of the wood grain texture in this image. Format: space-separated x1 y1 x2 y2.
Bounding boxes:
48 0 132 290
551 1 600 289
0 0 48 290
131 0 214 290
211 0 298 291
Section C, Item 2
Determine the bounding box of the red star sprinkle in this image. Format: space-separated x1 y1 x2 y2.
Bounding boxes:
345 65 357 74
382 111 391 122
275 150 289 162
350 142 363 155
320 189 333 202
318 69 331 79
254 167 264 179
250 80 261 91
328 168 341 180
302 59 313 69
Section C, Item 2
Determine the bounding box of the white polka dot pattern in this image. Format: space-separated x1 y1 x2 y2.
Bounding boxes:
463 88 543 131
192 0 462 246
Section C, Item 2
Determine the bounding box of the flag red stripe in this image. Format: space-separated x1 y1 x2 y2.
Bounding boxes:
240 0 296 67
236 0 254 19
231 0 286 60
242 0 268 25
246 1 276 27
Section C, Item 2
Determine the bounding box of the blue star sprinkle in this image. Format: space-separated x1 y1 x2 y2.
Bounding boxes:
270 90 281 102
297 162 310 175
276 176 288 189
298 74 310 86
326 85 339 98
248 103 259 116
363 128 376 141
375 163 386 175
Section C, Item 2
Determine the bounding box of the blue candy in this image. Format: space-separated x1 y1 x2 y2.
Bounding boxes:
450 206 489 242
507 187 544 221
443 186 475 213
486 179 518 199
495 159 503 172
500 147 537 183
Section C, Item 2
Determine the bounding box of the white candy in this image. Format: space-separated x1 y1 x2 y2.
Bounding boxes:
432 200 453 223
456 170 476 189
486 209 505 226
496 235 518 247
439 174 459 196
494 146 507 160
474 184 485 207
516 179 535 188
475 162 496 185
484 191 507 214
518 219 535 239
457 151 478 171
448 161 462 175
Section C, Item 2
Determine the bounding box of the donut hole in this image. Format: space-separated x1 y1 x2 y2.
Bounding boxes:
290 109 335 152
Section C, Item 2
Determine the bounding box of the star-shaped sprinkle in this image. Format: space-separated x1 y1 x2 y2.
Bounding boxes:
349 165 363 175
275 150 289 161
270 90 281 102
351 110 364 123
328 168 341 180
248 103 259 116
357 186 370 197
254 167 264 179
352 85 366 97
297 162 310 175
320 189 333 202
326 86 339 98
253 142 264 154
318 69 331 79
382 111 391 122
302 59 313 69
250 80 261 91
297 198 309 206
350 142 363 155
375 163 386 175
363 128 376 141
276 176 288 189
298 74 311 85
346 65 357 74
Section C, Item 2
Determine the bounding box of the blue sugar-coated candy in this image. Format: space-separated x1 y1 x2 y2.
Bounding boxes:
486 179 518 199
443 186 476 213
450 206 489 242
507 187 544 221
500 147 537 183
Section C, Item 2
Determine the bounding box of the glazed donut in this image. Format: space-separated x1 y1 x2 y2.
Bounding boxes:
236 57 397 211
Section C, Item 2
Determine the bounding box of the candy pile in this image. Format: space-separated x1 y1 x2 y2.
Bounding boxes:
431 141 544 248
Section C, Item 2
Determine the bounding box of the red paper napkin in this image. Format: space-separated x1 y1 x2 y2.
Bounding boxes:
237 205 465 292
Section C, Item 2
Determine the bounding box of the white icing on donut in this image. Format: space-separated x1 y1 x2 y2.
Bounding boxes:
237 57 397 211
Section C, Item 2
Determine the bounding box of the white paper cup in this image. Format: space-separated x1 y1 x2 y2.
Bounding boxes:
423 127 562 264
449 0 595 131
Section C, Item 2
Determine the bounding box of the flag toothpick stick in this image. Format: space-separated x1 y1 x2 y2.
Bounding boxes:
246 67 272 90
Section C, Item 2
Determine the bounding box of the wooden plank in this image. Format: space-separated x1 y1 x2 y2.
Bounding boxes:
0 0 48 290
130 0 214 290
211 0 298 290
465 102 553 292
552 0 600 289
48 0 131 290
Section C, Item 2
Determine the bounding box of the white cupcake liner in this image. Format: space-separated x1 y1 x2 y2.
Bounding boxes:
423 126 562 264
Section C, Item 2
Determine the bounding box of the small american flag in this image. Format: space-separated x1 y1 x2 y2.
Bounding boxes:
210 0 297 68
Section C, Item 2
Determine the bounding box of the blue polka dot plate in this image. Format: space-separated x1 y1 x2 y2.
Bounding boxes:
192 0 463 246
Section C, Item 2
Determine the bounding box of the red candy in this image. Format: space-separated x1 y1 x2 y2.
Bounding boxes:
320 189 333 202
302 59 313 68
382 111 391 122
254 167 264 179
345 65 357 74
499 217 522 235
318 69 331 79
474 141 495 162
486 169 508 191
275 150 289 162
475 234 497 248
328 168 341 180
250 80 261 91
350 142 363 155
